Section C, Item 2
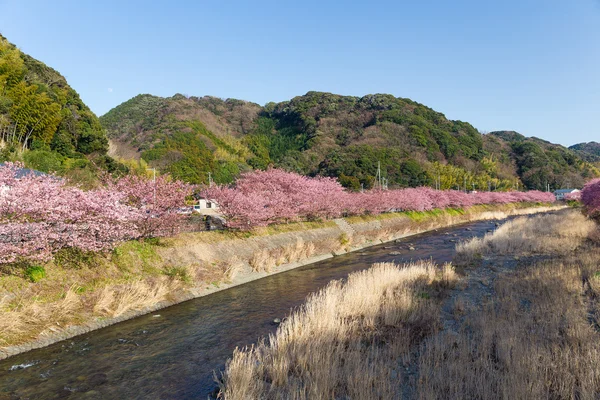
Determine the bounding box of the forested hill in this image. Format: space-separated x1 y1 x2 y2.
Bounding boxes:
0 34 119 183
101 91 599 191
569 142 600 163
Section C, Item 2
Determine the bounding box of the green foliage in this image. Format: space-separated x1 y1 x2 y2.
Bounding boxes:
142 130 217 184
99 91 599 190
338 233 350 246
0 35 107 156
493 131 599 190
23 149 63 173
24 265 46 282
400 159 431 187
162 266 191 283
339 174 361 191
53 248 97 269
112 240 160 273
570 142 600 163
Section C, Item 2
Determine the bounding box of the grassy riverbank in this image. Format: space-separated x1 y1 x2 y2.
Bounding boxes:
219 208 600 399
0 202 560 357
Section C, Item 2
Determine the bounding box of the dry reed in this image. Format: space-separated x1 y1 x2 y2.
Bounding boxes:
219 261 457 399
456 210 595 264
419 209 600 399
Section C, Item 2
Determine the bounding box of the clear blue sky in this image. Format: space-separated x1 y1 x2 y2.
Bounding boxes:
0 0 598 146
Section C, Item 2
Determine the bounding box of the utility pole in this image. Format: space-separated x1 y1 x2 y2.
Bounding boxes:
376 161 381 190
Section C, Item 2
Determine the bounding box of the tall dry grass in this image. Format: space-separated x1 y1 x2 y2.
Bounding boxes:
219 261 457 399
456 210 595 264
92 277 178 317
249 239 316 273
418 209 600 399
0 277 181 346
0 285 81 345
419 247 600 398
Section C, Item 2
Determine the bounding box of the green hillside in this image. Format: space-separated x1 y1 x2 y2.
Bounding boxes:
0 34 119 183
570 141 600 163
101 91 599 190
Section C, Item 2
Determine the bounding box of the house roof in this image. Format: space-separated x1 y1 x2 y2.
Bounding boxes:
0 163 47 179
553 189 579 194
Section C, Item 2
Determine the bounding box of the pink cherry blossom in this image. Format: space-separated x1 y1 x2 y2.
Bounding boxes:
0 162 192 265
581 179 600 219
203 169 555 229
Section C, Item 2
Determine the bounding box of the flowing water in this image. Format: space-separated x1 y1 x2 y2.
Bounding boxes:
0 218 503 399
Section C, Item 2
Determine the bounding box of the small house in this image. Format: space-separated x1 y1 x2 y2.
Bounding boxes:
553 188 580 201
192 198 220 215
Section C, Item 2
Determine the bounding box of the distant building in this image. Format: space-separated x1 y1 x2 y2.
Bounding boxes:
192 198 220 215
553 188 580 200
0 163 48 195
0 162 47 179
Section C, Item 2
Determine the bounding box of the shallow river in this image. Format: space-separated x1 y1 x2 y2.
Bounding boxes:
0 218 503 399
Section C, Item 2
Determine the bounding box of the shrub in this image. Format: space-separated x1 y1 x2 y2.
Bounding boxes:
24 265 46 282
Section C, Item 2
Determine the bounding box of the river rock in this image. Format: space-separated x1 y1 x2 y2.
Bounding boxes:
87 373 108 387
273 318 281 324
408 246 415 251
389 251 402 255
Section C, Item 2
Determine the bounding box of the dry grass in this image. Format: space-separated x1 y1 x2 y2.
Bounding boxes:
418 210 600 399
456 209 595 265
221 208 598 399
218 261 457 399
91 277 178 317
249 239 316 273
0 285 81 345
419 247 600 399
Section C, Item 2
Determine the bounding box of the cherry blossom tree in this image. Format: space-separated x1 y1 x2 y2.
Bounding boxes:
0 163 191 266
581 179 600 219
109 174 192 238
203 169 555 230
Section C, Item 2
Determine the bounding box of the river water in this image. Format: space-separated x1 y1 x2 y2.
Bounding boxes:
0 218 502 399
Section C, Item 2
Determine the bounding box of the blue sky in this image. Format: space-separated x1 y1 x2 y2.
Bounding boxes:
0 0 598 146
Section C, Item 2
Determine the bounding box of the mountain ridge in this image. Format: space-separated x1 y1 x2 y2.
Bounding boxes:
100 91 598 190
569 141 600 163
0 33 122 184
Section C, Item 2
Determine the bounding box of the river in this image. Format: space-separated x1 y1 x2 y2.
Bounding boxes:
0 218 502 399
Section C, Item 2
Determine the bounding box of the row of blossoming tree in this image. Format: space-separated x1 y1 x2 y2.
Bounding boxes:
202 169 556 229
0 162 191 266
